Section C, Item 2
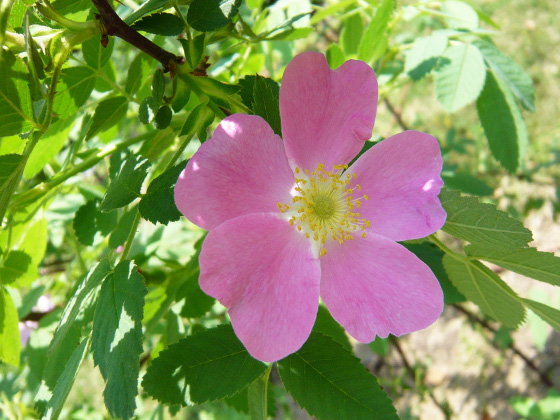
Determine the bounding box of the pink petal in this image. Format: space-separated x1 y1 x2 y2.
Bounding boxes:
174 114 295 231
199 213 321 362
280 52 378 172
349 130 446 241
320 233 444 342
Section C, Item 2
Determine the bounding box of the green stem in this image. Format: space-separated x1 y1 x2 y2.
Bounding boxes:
248 366 272 420
11 132 153 210
166 133 194 170
119 211 141 262
36 1 94 31
429 234 467 262
177 74 227 118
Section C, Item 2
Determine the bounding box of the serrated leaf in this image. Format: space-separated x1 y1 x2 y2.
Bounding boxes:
48 259 112 357
522 299 560 332
151 70 165 103
139 96 158 124
0 154 23 192
477 70 528 173
171 77 191 113
434 43 486 112
53 66 96 116
154 105 172 130
224 378 276 417
0 49 35 136
0 250 32 286
312 304 352 350
139 160 187 225
405 242 466 304
441 0 478 30
42 336 90 420
82 36 114 69
0 287 20 366
85 96 129 141
99 155 151 212
142 324 267 405
123 0 171 25
326 44 345 69
73 200 97 245
179 101 215 141
441 171 493 196
475 40 534 111
178 34 205 72
92 260 146 420
357 0 393 63
109 206 138 249
465 245 560 287
131 12 184 36
278 332 399 420
439 189 533 249
442 255 525 327
253 75 281 136
187 0 241 32
248 369 270 420
24 117 74 179
405 33 448 81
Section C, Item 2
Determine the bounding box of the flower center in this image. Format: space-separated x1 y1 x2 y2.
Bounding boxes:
278 163 371 257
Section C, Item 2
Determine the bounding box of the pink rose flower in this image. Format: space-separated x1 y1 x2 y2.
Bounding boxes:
175 52 446 362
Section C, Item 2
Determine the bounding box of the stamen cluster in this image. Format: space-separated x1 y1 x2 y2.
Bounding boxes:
278 163 371 257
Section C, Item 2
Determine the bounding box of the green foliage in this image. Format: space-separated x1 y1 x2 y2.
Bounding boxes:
435 43 486 113
139 161 187 225
85 96 129 141
358 0 393 64
443 255 526 327
522 299 560 333
0 287 20 366
131 12 185 36
187 0 241 32
440 189 533 250
92 260 147 419
100 155 151 212
82 36 114 69
53 67 97 117
179 34 205 71
477 71 528 172
142 324 267 405
278 332 399 420
0 250 33 286
252 75 281 136
405 33 448 81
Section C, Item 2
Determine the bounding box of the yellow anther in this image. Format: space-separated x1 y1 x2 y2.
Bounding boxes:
295 167 300 174
353 173 357 179
356 184 361 190
364 194 369 200
362 232 367 238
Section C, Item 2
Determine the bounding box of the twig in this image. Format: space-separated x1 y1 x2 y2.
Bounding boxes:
91 0 183 72
383 98 410 131
452 304 554 387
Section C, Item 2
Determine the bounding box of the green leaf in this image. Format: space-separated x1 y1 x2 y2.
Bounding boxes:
312 304 352 350
142 324 267 405
405 33 448 81
42 336 90 420
179 101 215 141
0 49 34 136
139 160 187 225
434 43 486 112
85 96 129 141
442 255 525 327
340 13 363 56
187 0 242 32
151 69 165 103
7 0 26 28
248 369 271 420
131 12 184 36
24 117 74 179
441 171 493 196
405 242 466 304
267 27 314 41
326 44 345 69
73 200 117 245
357 0 393 63
123 0 171 25
125 54 152 95
522 299 560 332
8 217 48 267
92 260 147 420
0 250 32 286
278 332 399 420
0 287 20 366
48 259 112 357
441 0 478 30
171 77 191 113
474 40 534 111
139 96 158 124
439 189 533 250
99 155 151 212
252 75 281 136
476 70 528 173
224 381 276 417
82 36 114 69
0 154 22 192
179 34 205 71
109 206 139 249
154 105 173 130
465 245 560 287
53 66 97 117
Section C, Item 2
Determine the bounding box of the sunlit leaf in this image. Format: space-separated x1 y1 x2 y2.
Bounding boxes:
131 12 184 36
0 287 20 366
187 0 242 32
85 96 129 141
522 299 560 332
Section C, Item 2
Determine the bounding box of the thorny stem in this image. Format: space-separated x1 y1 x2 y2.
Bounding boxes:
452 304 554 388
91 0 183 72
